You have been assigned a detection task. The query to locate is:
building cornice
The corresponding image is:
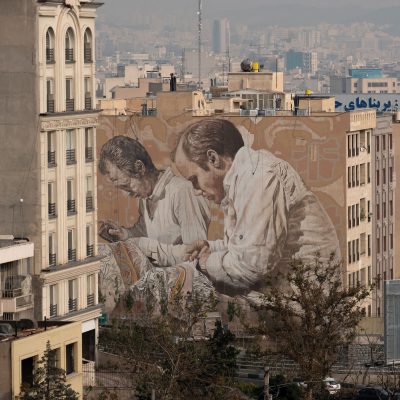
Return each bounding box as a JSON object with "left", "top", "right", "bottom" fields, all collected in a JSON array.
[{"left": 40, "top": 112, "right": 99, "bottom": 131}]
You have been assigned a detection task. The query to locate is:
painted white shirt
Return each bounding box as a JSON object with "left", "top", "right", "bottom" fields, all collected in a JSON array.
[
  {"left": 205, "top": 147, "right": 340, "bottom": 295},
  {"left": 127, "top": 167, "right": 210, "bottom": 245}
]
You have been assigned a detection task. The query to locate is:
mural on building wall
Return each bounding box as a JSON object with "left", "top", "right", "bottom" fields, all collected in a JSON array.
[{"left": 97, "top": 115, "right": 345, "bottom": 312}]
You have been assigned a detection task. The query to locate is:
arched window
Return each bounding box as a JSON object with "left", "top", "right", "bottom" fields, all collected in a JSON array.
[
  {"left": 84, "top": 28, "right": 92, "bottom": 63},
  {"left": 46, "top": 28, "right": 55, "bottom": 64},
  {"left": 65, "top": 28, "right": 75, "bottom": 63}
]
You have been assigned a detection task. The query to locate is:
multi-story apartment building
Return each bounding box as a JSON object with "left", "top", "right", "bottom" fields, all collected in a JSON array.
[
  {"left": 0, "top": 0, "right": 102, "bottom": 361},
  {"left": 0, "top": 237, "right": 35, "bottom": 322},
  {"left": 331, "top": 68, "right": 398, "bottom": 94}
]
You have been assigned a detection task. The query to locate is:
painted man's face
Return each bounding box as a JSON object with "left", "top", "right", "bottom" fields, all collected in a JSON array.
[
  {"left": 174, "top": 143, "right": 226, "bottom": 204},
  {"left": 105, "top": 161, "right": 146, "bottom": 199}
]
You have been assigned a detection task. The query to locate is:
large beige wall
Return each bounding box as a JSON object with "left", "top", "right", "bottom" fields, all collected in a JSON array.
[{"left": 96, "top": 113, "right": 349, "bottom": 258}]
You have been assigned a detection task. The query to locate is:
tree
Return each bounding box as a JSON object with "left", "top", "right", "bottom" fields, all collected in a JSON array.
[
  {"left": 100, "top": 291, "right": 241, "bottom": 400},
  {"left": 19, "top": 341, "right": 79, "bottom": 400},
  {"left": 252, "top": 254, "right": 371, "bottom": 400}
]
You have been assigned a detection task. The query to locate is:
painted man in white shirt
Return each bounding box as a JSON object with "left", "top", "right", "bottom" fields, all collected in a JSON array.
[
  {"left": 97, "top": 136, "right": 213, "bottom": 306},
  {"left": 174, "top": 119, "right": 340, "bottom": 297}
]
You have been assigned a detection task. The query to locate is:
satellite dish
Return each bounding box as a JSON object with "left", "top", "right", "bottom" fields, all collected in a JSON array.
[{"left": 241, "top": 58, "right": 253, "bottom": 72}]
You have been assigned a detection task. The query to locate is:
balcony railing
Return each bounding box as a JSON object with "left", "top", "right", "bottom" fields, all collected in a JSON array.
[
  {"left": 48, "top": 202, "right": 56, "bottom": 218},
  {"left": 67, "top": 199, "right": 76, "bottom": 214},
  {"left": 48, "top": 151, "right": 56, "bottom": 166},
  {"left": 2, "top": 288, "right": 22, "bottom": 298},
  {"left": 68, "top": 248, "right": 76, "bottom": 262},
  {"left": 16, "top": 294, "right": 33, "bottom": 308},
  {"left": 65, "top": 48, "right": 74, "bottom": 63},
  {"left": 84, "top": 46, "right": 92, "bottom": 63},
  {"left": 49, "top": 253, "right": 57, "bottom": 267},
  {"left": 86, "top": 244, "right": 94, "bottom": 257},
  {"left": 66, "top": 99, "right": 75, "bottom": 112},
  {"left": 86, "top": 196, "right": 93, "bottom": 212},
  {"left": 68, "top": 298, "right": 77, "bottom": 312},
  {"left": 66, "top": 148, "right": 76, "bottom": 163},
  {"left": 47, "top": 99, "right": 55, "bottom": 113},
  {"left": 85, "top": 97, "right": 92, "bottom": 110},
  {"left": 50, "top": 304, "right": 57, "bottom": 317},
  {"left": 87, "top": 293, "right": 95, "bottom": 307},
  {"left": 46, "top": 48, "right": 55, "bottom": 64},
  {"left": 85, "top": 147, "right": 93, "bottom": 162}
]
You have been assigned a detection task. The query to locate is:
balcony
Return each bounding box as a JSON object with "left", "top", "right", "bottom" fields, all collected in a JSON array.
[
  {"left": 68, "top": 248, "right": 76, "bottom": 262},
  {"left": 50, "top": 303, "right": 57, "bottom": 318},
  {"left": 48, "top": 151, "right": 56, "bottom": 166},
  {"left": 87, "top": 293, "right": 95, "bottom": 307},
  {"left": 85, "top": 147, "right": 93, "bottom": 162},
  {"left": 86, "top": 244, "right": 94, "bottom": 258},
  {"left": 48, "top": 202, "right": 56, "bottom": 218},
  {"left": 66, "top": 99, "right": 75, "bottom": 112},
  {"left": 2, "top": 284, "right": 33, "bottom": 313},
  {"left": 85, "top": 96, "right": 92, "bottom": 110},
  {"left": 67, "top": 199, "right": 76, "bottom": 214},
  {"left": 65, "top": 48, "right": 74, "bottom": 63},
  {"left": 47, "top": 99, "right": 55, "bottom": 113},
  {"left": 84, "top": 46, "right": 92, "bottom": 63},
  {"left": 68, "top": 298, "right": 77, "bottom": 312},
  {"left": 66, "top": 148, "right": 76, "bottom": 164},
  {"left": 86, "top": 196, "right": 93, "bottom": 212},
  {"left": 49, "top": 253, "right": 56, "bottom": 267},
  {"left": 46, "top": 48, "right": 55, "bottom": 64}
]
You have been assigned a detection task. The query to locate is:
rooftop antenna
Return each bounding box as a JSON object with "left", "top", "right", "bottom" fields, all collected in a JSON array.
[{"left": 197, "top": 0, "right": 202, "bottom": 89}]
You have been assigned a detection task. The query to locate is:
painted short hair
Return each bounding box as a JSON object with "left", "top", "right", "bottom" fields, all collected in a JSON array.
[
  {"left": 178, "top": 119, "right": 244, "bottom": 170},
  {"left": 98, "top": 136, "right": 156, "bottom": 176}
]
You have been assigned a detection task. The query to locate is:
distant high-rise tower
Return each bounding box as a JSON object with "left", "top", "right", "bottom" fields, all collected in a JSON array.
[{"left": 212, "top": 18, "right": 230, "bottom": 55}]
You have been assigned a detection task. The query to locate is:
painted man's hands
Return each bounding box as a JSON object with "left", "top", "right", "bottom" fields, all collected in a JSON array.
[
  {"left": 98, "top": 220, "right": 130, "bottom": 242},
  {"left": 184, "top": 240, "right": 211, "bottom": 272}
]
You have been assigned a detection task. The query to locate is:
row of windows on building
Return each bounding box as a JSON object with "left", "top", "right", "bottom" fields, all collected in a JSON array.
[
  {"left": 347, "top": 199, "right": 371, "bottom": 228},
  {"left": 45, "top": 27, "right": 93, "bottom": 64},
  {"left": 47, "top": 128, "right": 94, "bottom": 166},
  {"left": 347, "top": 132, "right": 393, "bottom": 158},
  {"left": 347, "top": 162, "right": 371, "bottom": 188},
  {"left": 48, "top": 225, "right": 94, "bottom": 267},
  {"left": 46, "top": 77, "right": 93, "bottom": 113},
  {"left": 48, "top": 175, "right": 94, "bottom": 218},
  {"left": 49, "top": 274, "right": 96, "bottom": 318},
  {"left": 347, "top": 131, "right": 371, "bottom": 157}
]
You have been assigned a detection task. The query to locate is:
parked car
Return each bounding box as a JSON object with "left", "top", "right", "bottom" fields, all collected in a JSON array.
[
  {"left": 356, "top": 386, "right": 392, "bottom": 400},
  {"left": 324, "top": 377, "right": 341, "bottom": 394}
]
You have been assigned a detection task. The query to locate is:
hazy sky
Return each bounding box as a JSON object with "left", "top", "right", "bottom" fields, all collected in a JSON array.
[{"left": 98, "top": 0, "right": 400, "bottom": 27}]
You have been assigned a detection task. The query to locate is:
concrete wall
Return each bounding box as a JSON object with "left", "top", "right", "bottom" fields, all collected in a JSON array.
[
  {"left": 0, "top": 341, "right": 11, "bottom": 400},
  {"left": 0, "top": 1, "right": 41, "bottom": 262}
]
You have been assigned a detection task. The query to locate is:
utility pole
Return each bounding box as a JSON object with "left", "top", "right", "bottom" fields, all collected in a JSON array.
[
  {"left": 264, "top": 366, "right": 272, "bottom": 400},
  {"left": 197, "top": 0, "right": 202, "bottom": 89},
  {"left": 181, "top": 48, "right": 186, "bottom": 83}
]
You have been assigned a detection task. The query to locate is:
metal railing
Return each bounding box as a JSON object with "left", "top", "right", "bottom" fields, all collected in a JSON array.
[
  {"left": 84, "top": 46, "right": 92, "bottom": 63},
  {"left": 68, "top": 248, "right": 76, "bottom": 262},
  {"left": 48, "top": 202, "right": 56, "bottom": 217},
  {"left": 2, "top": 288, "right": 22, "bottom": 298},
  {"left": 68, "top": 298, "right": 77, "bottom": 312},
  {"left": 66, "top": 99, "right": 75, "bottom": 112},
  {"left": 86, "top": 196, "right": 93, "bottom": 212},
  {"left": 65, "top": 48, "right": 74, "bottom": 63},
  {"left": 66, "top": 148, "right": 75, "bottom": 163},
  {"left": 47, "top": 99, "right": 55, "bottom": 113},
  {"left": 67, "top": 199, "right": 76, "bottom": 214},
  {"left": 85, "top": 97, "right": 92, "bottom": 110},
  {"left": 50, "top": 304, "right": 57, "bottom": 317},
  {"left": 85, "top": 147, "right": 93, "bottom": 161},
  {"left": 87, "top": 293, "right": 95, "bottom": 307},
  {"left": 46, "top": 48, "right": 55, "bottom": 64},
  {"left": 86, "top": 244, "right": 94, "bottom": 257},
  {"left": 49, "top": 253, "right": 56, "bottom": 267},
  {"left": 16, "top": 294, "right": 33, "bottom": 308},
  {"left": 48, "top": 151, "right": 56, "bottom": 166}
]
